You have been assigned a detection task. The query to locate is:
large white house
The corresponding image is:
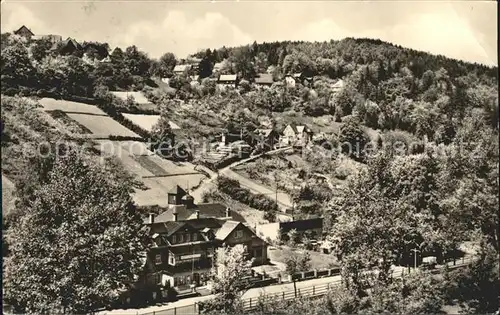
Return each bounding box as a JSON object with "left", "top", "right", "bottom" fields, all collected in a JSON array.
[{"left": 280, "top": 124, "right": 313, "bottom": 147}]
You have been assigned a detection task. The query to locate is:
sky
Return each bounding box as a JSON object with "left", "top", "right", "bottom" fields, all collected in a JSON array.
[{"left": 1, "top": 0, "right": 497, "bottom": 66}]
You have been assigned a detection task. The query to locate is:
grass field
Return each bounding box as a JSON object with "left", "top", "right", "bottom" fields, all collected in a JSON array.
[
  {"left": 66, "top": 113, "right": 141, "bottom": 138},
  {"left": 122, "top": 113, "right": 181, "bottom": 132},
  {"left": 46, "top": 110, "right": 93, "bottom": 134},
  {"left": 38, "top": 98, "right": 107, "bottom": 115}
]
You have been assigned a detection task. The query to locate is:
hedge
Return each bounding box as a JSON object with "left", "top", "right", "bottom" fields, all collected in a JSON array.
[{"left": 216, "top": 176, "right": 278, "bottom": 212}]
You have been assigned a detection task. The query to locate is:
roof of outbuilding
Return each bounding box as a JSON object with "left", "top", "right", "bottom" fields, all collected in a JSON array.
[
  {"left": 218, "top": 74, "right": 237, "bottom": 82},
  {"left": 254, "top": 73, "right": 274, "bottom": 85}
]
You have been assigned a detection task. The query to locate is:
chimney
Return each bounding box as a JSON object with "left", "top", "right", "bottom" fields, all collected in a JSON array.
[
  {"left": 225, "top": 207, "right": 231, "bottom": 218},
  {"left": 173, "top": 208, "right": 178, "bottom": 222},
  {"left": 195, "top": 209, "right": 200, "bottom": 219},
  {"left": 148, "top": 213, "right": 155, "bottom": 224}
]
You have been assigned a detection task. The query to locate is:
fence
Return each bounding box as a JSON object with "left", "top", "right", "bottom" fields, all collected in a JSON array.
[{"left": 123, "top": 255, "right": 478, "bottom": 315}]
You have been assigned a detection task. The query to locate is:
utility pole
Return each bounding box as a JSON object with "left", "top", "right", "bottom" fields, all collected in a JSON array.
[{"left": 274, "top": 172, "right": 279, "bottom": 211}]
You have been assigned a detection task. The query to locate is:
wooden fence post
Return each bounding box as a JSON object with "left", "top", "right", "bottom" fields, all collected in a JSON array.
[
  {"left": 249, "top": 298, "right": 252, "bottom": 308},
  {"left": 313, "top": 286, "right": 315, "bottom": 295},
  {"left": 174, "top": 306, "right": 176, "bottom": 315},
  {"left": 282, "top": 292, "right": 285, "bottom": 300},
  {"left": 298, "top": 289, "right": 300, "bottom": 297}
]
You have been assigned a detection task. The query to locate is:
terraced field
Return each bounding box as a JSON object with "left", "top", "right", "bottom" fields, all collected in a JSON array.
[
  {"left": 122, "top": 113, "right": 181, "bottom": 132},
  {"left": 66, "top": 114, "right": 141, "bottom": 138},
  {"left": 38, "top": 98, "right": 106, "bottom": 115},
  {"left": 35, "top": 98, "right": 206, "bottom": 207},
  {"left": 93, "top": 140, "right": 206, "bottom": 206}
]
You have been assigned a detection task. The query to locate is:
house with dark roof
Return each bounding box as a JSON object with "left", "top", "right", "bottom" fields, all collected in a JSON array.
[
  {"left": 254, "top": 73, "right": 274, "bottom": 88},
  {"left": 249, "top": 128, "right": 279, "bottom": 151},
  {"left": 138, "top": 185, "right": 268, "bottom": 293},
  {"left": 53, "top": 37, "right": 82, "bottom": 55},
  {"left": 13, "top": 25, "right": 34, "bottom": 39}
]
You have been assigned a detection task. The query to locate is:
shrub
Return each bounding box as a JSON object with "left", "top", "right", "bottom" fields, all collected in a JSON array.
[{"left": 216, "top": 176, "right": 278, "bottom": 212}]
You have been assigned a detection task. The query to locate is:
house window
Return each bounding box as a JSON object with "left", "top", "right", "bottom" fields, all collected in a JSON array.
[
  {"left": 155, "top": 254, "right": 162, "bottom": 264},
  {"left": 169, "top": 255, "right": 175, "bottom": 266},
  {"left": 172, "top": 235, "right": 176, "bottom": 244},
  {"left": 186, "top": 233, "right": 191, "bottom": 242},
  {"left": 235, "top": 230, "right": 243, "bottom": 238},
  {"left": 179, "top": 234, "right": 184, "bottom": 243},
  {"left": 193, "top": 233, "right": 198, "bottom": 241},
  {"left": 168, "top": 195, "right": 176, "bottom": 204}
]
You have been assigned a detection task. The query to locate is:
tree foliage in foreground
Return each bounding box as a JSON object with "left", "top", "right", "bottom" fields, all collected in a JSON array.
[
  {"left": 200, "top": 244, "right": 253, "bottom": 314},
  {"left": 3, "top": 149, "right": 144, "bottom": 314}
]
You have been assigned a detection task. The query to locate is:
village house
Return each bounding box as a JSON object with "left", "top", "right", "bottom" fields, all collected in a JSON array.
[
  {"left": 186, "top": 57, "right": 202, "bottom": 72},
  {"left": 254, "top": 73, "right": 274, "bottom": 88},
  {"left": 53, "top": 37, "right": 82, "bottom": 55},
  {"left": 173, "top": 64, "right": 191, "bottom": 76},
  {"left": 280, "top": 123, "right": 313, "bottom": 147},
  {"left": 256, "top": 217, "right": 324, "bottom": 244},
  {"left": 138, "top": 186, "right": 268, "bottom": 296},
  {"left": 285, "top": 73, "right": 313, "bottom": 87},
  {"left": 13, "top": 25, "right": 34, "bottom": 39},
  {"left": 250, "top": 128, "right": 280, "bottom": 151},
  {"left": 217, "top": 74, "right": 238, "bottom": 89}
]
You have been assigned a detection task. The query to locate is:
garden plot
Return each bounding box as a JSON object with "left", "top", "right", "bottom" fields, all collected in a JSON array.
[
  {"left": 121, "top": 113, "right": 181, "bottom": 132},
  {"left": 66, "top": 114, "right": 140, "bottom": 138},
  {"left": 133, "top": 174, "right": 206, "bottom": 207},
  {"left": 93, "top": 140, "right": 155, "bottom": 177},
  {"left": 38, "top": 98, "right": 107, "bottom": 115}
]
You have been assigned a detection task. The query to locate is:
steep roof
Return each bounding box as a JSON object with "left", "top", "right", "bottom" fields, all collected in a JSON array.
[
  {"left": 151, "top": 203, "right": 244, "bottom": 224},
  {"left": 168, "top": 185, "right": 187, "bottom": 196},
  {"left": 254, "top": 129, "right": 274, "bottom": 137},
  {"left": 215, "top": 220, "right": 241, "bottom": 241},
  {"left": 218, "top": 74, "right": 237, "bottom": 82},
  {"left": 287, "top": 123, "right": 310, "bottom": 134},
  {"left": 254, "top": 73, "right": 274, "bottom": 85},
  {"left": 14, "top": 25, "right": 34, "bottom": 36}
]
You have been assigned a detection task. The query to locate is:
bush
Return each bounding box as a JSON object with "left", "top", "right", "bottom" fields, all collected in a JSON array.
[{"left": 216, "top": 176, "right": 278, "bottom": 212}]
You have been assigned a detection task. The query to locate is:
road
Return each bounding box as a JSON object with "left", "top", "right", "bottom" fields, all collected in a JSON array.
[{"left": 190, "top": 147, "right": 294, "bottom": 211}]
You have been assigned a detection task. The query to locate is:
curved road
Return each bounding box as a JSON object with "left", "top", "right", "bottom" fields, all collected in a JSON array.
[{"left": 190, "top": 147, "right": 294, "bottom": 211}]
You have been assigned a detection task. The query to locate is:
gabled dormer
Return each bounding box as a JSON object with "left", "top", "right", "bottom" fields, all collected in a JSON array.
[{"left": 167, "top": 185, "right": 186, "bottom": 205}]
